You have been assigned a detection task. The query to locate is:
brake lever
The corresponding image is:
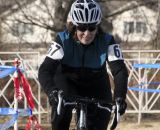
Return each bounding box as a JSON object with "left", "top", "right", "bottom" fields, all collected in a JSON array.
[
  {"left": 110, "top": 103, "right": 121, "bottom": 130},
  {"left": 116, "top": 103, "right": 121, "bottom": 122},
  {"left": 57, "top": 90, "right": 64, "bottom": 115}
]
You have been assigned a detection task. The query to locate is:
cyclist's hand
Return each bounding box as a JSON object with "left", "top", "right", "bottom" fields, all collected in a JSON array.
[
  {"left": 115, "top": 97, "right": 127, "bottom": 115},
  {"left": 48, "top": 90, "right": 58, "bottom": 106}
]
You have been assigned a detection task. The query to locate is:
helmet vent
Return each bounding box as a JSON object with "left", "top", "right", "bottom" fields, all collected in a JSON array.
[
  {"left": 76, "top": 4, "right": 84, "bottom": 9},
  {"left": 95, "top": 10, "right": 99, "bottom": 20},
  {"left": 90, "top": 10, "right": 94, "bottom": 21},
  {"left": 74, "top": 11, "right": 79, "bottom": 21},
  {"left": 86, "top": 0, "right": 93, "bottom": 2},
  {"left": 88, "top": 3, "right": 96, "bottom": 9},
  {"left": 85, "top": 8, "right": 88, "bottom": 22},
  {"left": 79, "top": 11, "right": 84, "bottom": 21},
  {"left": 77, "top": 0, "right": 84, "bottom": 3}
]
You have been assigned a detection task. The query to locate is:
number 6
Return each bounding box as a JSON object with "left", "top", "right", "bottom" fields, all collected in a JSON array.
[{"left": 114, "top": 45, "right": 121, "bottom": 58}]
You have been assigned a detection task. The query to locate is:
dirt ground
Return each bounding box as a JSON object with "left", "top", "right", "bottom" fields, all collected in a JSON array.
[
  {"left": 39, "top": 118, "right": 160, "bottom": 130},
  {"left": 113, "top": 121, "right": 160, "bottom": 130},
  {"left": 112, "top": 114, "right": 160, "bottom": 130},
  {"left": 39, "top": 121, "right": 160, "bottom": 130},
  {"left": 10, "top": 120, "right": 160, "bottom": 130},
  {"left": 7, "top": 114, "right": 160, "bottom": 130},
  {"left": 113, "top": 114, "right": 160, "bottom": 130}
]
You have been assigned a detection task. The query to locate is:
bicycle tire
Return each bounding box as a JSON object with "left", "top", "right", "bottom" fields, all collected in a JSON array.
[
  {"left": 72, "top": 129, "right": 87, "bottom": 130},
  {"left": 77, "top": 128, "right": 87, "bottom": 130},
  {"left": 73, "top": 113, "right": 88, "bottom": 130}
]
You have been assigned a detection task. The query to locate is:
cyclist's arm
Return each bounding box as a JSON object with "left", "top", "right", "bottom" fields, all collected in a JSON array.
[
  {"left": 107, "top": 36, "right": 128, "bottom": 99},
  {"left": 38, "top": 35, "right": 64, "bottom": 96}
]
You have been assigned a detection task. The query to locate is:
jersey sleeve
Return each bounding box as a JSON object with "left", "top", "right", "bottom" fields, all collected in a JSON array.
[
  {"left": 46, "top": 35, "right": 64, "bottom": 60},
  {"left": 38, "top": 57, "right": 60, "bottom": 96},
  {"left": 107, "top": 36, "right": 128, "bottom": 99},
  {"left": 38, "top": 35, "right": 63, "bottom": 96},
  {"left": 107, "top": 36, "right": 124, "bottom": 62}
]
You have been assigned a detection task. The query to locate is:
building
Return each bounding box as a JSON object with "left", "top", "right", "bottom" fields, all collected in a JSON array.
[
  {"left": 103, "top": 0, "right": 158, "bottom": 49},
  {"left": 0, "top": 0, "right": 158, "bottom": 51},
  {"left": 0, "top": 0, "right": 57, "bottom": 52}
]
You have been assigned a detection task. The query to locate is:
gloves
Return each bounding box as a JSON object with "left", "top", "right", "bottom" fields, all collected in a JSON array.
[
  {"left": 115, "top": 97, "right": 127, "bottom": 115},
  {"left": 48, "top": 90, "right": 58, "bottom": 106},
  {"left": 49, "top": 90, "right": 65, "bottom": 116}
]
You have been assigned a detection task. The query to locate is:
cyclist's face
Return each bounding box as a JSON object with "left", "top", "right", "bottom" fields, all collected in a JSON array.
[{"left": 76, "top": 24, "right": 97, "bottom": 45}]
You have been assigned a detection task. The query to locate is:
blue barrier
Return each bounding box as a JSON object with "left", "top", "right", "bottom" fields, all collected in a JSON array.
[
  {"left": 0, "top": 65, "right": 24, "bottom": 78},
  {"left": 0, "top": 108, "right": 32, "bottom": 130},
  {"left": 0, "top": 67, "right": 16, "bottom": 78},
  {"left": 130, "top": 63, "right": 160, "bottom": 93},
  {"left": 128, "top": 87, "right": 160, "bottom": 93},
  {"left": 0, "top": 65, "right": 32, "bottom": 129},
  {"left": 128, "top": 82, "right": 160, "bottom": 93},
  {"left": 133, "top": 63, "right": 160, "bottom": 69}
]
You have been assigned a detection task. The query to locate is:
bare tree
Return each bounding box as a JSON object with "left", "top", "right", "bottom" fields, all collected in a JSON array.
[
  {"left": 0, "top": 0, "right": 159, "bottom": 50},
  {"left": 13, "top": 0, "right": 74, "bottom": 32},
  {"left": 0, "top": 0, "right": 74, "bottom": 51}
]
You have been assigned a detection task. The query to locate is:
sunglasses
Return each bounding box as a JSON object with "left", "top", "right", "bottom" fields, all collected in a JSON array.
[{"left": 76, "top": 24, "right": 97, "bottom": 32}]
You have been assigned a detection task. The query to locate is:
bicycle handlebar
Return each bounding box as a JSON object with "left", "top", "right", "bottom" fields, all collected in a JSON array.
[{"left": 56, "top": 90, "right": 120, "bottom": 130}]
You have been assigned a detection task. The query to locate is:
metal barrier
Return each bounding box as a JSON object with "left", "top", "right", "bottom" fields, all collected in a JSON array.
[
  {"left": 0, "top": 52, "right": 48, "bottom": 127},
  {"left": 0, "top": 50, "right": 160, "bottom": 126},
  {"left": 123, "top": 50, "right": 160, "bottom": 124}
]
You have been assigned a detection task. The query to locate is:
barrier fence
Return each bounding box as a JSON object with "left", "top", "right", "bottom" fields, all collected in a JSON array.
[
  {"left": 0, "top": 52, "right": 47, "bottom": 130},
  {"left": 123, "top": 50, "right": 160, "bottom": 124},
  {"left": 0, "top": 50, "right": 160, "bottom": 128}
]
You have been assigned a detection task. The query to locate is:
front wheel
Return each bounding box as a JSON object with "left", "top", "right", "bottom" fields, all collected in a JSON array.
[
  {"left": 72, "top": 128, "right": 87, "bottom": 130},
  {"left": 77, "top": 127, "right": 88, "bottom": 130}
]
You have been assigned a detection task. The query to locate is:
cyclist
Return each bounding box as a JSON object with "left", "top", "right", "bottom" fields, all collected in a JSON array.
[{"left": 38, "top": 0, "right": 128, "bottom": 130}]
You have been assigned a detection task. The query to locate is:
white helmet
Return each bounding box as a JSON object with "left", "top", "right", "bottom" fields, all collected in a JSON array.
[{"left": 69, "top": 0, "right": 102, "bottom": 26}]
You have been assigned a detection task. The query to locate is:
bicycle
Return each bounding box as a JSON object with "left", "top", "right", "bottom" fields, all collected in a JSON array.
[{"left": 56, "top": 90, "right": 121, "bottom": 130}]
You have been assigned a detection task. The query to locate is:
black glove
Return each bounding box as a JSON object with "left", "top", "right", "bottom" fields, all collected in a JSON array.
[
  {"left": 48, "top": 90, "right": 58, "bottom": 106},
  {"left": 115, "top": 97, "right": 127, "bottom": 115}
]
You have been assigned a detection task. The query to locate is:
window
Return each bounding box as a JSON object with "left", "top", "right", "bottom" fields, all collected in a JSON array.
[
  {"left": 124, "top": 21, "right": 147, "bottom": 35},
  {"left": 136, "top": 22, "right": 147, "bottom": 34},
  {"left": 124, "top": 22, "right": 134, "bottom": 34},
  {"left": 11, "top": 22, "right": 33, "bottom": 36}
]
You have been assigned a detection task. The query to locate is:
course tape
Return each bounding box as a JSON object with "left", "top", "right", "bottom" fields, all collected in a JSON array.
[
  {"left": 128, "top": 82, "right": 160, "bottom": 93},
  {"left": 0, "top": 65, "right": 24, "bottom": 78},
  {"left": 133, "top": 63, "right": 160, "bottom": 69},
  {"left": 0, "top": 67, "right": 16, "bottom": 78},
  {"left": 0, "top": 108, "right": 32, "bottom": 130}
]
